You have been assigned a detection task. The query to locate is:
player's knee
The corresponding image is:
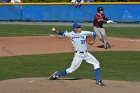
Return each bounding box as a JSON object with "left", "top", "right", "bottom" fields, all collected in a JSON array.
[{"left": 94, "top": 62, "right": 100, "bottom": 69}]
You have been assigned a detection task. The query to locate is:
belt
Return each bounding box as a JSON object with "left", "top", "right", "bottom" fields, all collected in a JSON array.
[{"left": 75, "top": 50, "right": 87, "bottom": 53}]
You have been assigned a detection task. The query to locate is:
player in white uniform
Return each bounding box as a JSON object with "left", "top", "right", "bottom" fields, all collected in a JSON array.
[{"left": 50, "top": 23, "right": 104, "bottom": 86}]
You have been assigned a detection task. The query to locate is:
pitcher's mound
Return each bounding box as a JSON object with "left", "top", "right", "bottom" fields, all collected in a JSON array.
[{"left": 0, "top": 78, "right": 139, "bottom": 93}]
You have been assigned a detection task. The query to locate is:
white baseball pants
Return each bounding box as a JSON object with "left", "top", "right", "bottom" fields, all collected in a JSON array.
[{"left": 66, "top": 52, "right": 100, "bottom": 74}]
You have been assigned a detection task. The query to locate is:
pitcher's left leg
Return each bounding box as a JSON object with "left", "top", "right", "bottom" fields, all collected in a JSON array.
[{"left": 85, "top": 52, "right": 105, "bottom": 86}]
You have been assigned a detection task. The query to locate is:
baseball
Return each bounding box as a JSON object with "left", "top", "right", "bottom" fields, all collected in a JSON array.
[{"left": 52, "top": 27, "right": 55, "bottom": 31}]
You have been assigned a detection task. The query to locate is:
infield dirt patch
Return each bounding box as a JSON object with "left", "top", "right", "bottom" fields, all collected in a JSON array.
[{"left": 0, "top": 36, "right": 140, "bottom": 57}]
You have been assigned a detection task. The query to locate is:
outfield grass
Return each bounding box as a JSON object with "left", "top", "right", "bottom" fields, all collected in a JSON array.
[
  {"left": 0, "top": 24, "right": 140, "bottom": 38},
  {"left": 0, "top": 51, "right": 140, "bottom": 81}
]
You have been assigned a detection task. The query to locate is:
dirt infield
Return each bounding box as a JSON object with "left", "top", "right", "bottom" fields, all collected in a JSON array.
[
  {"left": 0, "top": 36, "right": 140, "bottom": 93},
  {"left": 0, "top": 36, "right": 140, "bottom": 57},
  {"left": 0, "top": 78, "right": 140, "bottom": 93}
]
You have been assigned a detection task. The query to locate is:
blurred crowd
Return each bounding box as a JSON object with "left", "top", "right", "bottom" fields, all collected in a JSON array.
[
  {"left": 0, "top": 0, "right": 94, "bottom": 3},
  {"left": 0, "top": 0, "right": 22, "bottom": 3},
  {"left": 0, "top": 0, "right": 139, "bottom": 3},
  {"left": 71, "top": 0, "right": 94, "bottom": 7}
]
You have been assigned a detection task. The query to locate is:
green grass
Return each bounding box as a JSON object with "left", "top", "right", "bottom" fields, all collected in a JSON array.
[
  {"left": 0, "top": 24, "right": 72, "bottom": 37},
  {"left": 105, "top": 27, "right": 140, "bottom": 38},
  {"left": 0, "top": 51, "right": 140, "bottom": 81},
  {"left": 0, "top": 24, "right": 140, "bottom": 38},
  {"left": 0, "top": 24, "right": 53, "bottom": 37}
]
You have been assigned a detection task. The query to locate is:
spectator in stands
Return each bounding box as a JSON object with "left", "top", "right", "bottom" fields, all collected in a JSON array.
[
  {"left": 84, "top": 0, "right": 94, "bottom": 2},
  {"left": 71, "top": 0, "right": 84, "bottom": 8},
  {"left": 11, "top": 0, "right": 21, "bottom": 3},
  {"left": 0, "top": 0, "right": 10, "bottom": 2}
]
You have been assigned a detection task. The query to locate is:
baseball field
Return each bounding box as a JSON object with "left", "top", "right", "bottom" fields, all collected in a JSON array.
[{"left": 0, "top": 23, "right": 140, "bottom": 93}]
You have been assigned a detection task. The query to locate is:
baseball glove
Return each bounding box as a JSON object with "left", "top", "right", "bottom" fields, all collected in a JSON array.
[{"left": 86, "top": 35, "right": 95, "bottom": 45}]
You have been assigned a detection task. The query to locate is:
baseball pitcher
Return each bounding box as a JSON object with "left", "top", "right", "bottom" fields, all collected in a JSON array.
[
  {"left": 93, "top": 7, "right": 114, "bottom": 49},
  {"left": 49, "top": 23, "right": 105, "bottom": 86}
]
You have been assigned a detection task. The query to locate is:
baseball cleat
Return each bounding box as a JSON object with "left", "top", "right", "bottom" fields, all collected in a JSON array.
[
  {"left": 49, "top": 71, "right": 59, "bottom": 80},
  {"left": 95, "top": 80, "right": 105, "bottom": 86},
  {"left": 104, "top": 44, "right": 108, "bottom": 49},
  {"left": 104, "top": 42, "right": 111, "bottom": 49},
  {"left": 107, "top": 42, "right": 111, "bottom": 48},
  {"left": 97, "top": 45, "right": 104, "bottom": 48}
]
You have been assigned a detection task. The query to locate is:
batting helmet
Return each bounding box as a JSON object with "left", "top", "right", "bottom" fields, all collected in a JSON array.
[{"left": 97, "top": 7, "right": 104, "bottom": 13}]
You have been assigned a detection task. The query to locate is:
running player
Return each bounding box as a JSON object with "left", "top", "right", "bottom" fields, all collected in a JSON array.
[{"left": 93, "top": 7, "right": 114, "bottom": 49}]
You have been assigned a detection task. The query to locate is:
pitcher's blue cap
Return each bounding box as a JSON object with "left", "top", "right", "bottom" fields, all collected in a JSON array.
[{"left": 73, "top": 23, "right": 81, "bottom": 29}]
